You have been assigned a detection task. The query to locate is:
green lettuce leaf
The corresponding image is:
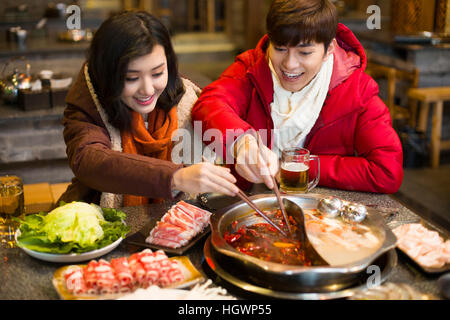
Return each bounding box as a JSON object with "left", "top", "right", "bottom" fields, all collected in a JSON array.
[
  {"left": 42, "top": 202, "right": 104, "bottom": 247},
  {"left": 16, "top": 201, "right": 129, "bottom": 254},
  {"left": 101, "top": 207, "right": 127, "bottom": 222}
]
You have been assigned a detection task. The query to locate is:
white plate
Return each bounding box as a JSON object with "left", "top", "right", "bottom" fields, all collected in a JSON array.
[{"left": 15, "top": 230, "right": 123, "bottom": 263}]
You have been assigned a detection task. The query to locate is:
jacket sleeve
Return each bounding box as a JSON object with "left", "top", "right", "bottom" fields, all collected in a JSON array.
[
  {"left": 191, "top": 61, "right": 255, "bottom": 160},
  {"left": 317, "top": 80, "right": 403, "bottom": 194},
  {"left": 62, "top": 104, "right": 183, "bottom": 199}
]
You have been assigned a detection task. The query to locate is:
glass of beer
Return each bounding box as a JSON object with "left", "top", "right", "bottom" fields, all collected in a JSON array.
[
  {"left": 0, "top": 175, "right": 24, "bottom": 248},
  {"left": 280, "top": 148, "right": 320, "bottom": 193}
]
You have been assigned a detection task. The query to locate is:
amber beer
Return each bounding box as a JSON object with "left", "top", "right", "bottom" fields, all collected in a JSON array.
[
  {"left": 0, "top": 176, "right": 24, "bottom": 248},
  {"left": 280, "top": 162, "right": 309, "bottom": 193}
]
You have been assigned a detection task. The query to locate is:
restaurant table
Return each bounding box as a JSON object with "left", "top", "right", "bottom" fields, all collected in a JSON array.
[{"left": 1, "top": 185, "right": 448, "bottom": 300}]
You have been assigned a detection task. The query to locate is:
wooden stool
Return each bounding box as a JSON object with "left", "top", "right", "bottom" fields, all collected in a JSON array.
[
  {"left": 366, "top": 61, "right": 419, "bottom": 124},
  {"left": 23, "top": 183, "right": 54, "bottom": 214},
  {"left": 408, "top": 87, "right": 450, "bottom": 168},
  {"left": 50, "top": 183, "right": 71, "bottom": 207},
  {"left": 23, "top": 182, "right": 71, "bottom": 214}
]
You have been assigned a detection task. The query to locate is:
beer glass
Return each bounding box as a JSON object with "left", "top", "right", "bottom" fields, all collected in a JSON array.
[
  {"left": 0, "top": 175, "right": 24, "bottom": 248},
  {"left": 280, "top": 148, "right": 320, "bottom": 193}
]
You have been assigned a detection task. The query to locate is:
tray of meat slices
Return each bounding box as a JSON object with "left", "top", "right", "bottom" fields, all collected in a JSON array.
[
  {"left": 52, "top": 249, "right": 204, "bottom": 300},
  {"left": 125, "top": 200, "right": 213, "bottom": 255},
  {"left": 393, "top": 222, "right": 450, "bottom": 274}
]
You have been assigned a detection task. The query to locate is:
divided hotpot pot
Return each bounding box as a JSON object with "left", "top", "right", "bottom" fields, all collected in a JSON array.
[{"left": 209, "top": 194, "right": 397, "bottom": 293}]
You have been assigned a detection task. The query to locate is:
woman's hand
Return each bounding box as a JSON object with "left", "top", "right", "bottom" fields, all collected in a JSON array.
[
  {"left": 234, "top": 135, "right": 279, "bottom": 189},
  {"left": 171, "top": 162, "right": 239, "bottom": 197}
]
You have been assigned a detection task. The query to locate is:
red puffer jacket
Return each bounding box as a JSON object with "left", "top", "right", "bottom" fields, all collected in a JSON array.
[{"left": 192, "top": 24, "right": 403, "bottom": 194}]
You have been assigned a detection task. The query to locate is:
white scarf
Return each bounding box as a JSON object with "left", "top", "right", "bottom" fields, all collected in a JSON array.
[{"left": 269, "top": 54, "right": 334, "bottom": 157}]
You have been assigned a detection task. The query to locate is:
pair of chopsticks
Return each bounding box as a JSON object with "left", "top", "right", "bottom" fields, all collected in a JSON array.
[
  {"left": 201, "top": 131, "right": 293, "bottom": 237},
  {"left": 254, "top": 131, "right": 293, "bottom": 236},
  {"left": 202, "top": 155, "right": 288, "bottom": 237},
  {"left": 236, "top": 189, "right": 288, "bottom": 237}
]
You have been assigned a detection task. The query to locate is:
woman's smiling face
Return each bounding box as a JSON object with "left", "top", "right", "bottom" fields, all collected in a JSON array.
[
  {"left": 268, "top": 39, "right": 334, "bottom": 92},
  {"left": 120, "top": 44, "right": 168, "bottom": 117}
]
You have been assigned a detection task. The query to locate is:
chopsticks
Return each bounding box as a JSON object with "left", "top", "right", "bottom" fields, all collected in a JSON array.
[
  {"left": 270, "top": 175, "right": 292, "bottom": 235},
  {"left": 254, "top": 131, "right": 293, "bottom": 235},
  {"left": 236, "top": 189, "right": 288, "bottom": 237},
  {"left": 202, "top": 155, "right": 288, "bottom": 237}
]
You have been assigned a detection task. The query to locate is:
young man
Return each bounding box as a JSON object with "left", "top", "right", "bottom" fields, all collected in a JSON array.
[{"left": 191, "top": 0, "right": 403, "bottom": 193}]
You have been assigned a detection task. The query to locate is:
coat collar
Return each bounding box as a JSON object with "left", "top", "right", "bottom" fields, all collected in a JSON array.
[{"left": 66, "top": 63, "right": 97, "bottom": 115}]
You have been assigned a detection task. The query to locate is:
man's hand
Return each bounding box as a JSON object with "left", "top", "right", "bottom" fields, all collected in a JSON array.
[{"left": 234, "top": 134, "right": 279, "bottom": 189}]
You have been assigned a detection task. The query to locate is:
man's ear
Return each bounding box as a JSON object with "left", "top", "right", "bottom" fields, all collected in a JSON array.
[{"left": 324, "top": 38, "right": 336, "bottom": 61}]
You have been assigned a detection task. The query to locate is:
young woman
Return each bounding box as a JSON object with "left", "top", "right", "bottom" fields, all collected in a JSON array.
[
  {"left": 59, "top": 11, "right": 238, "bottom": 208},
  {"left": 191, "top": 0, "right": 403, "bottom": 194}
]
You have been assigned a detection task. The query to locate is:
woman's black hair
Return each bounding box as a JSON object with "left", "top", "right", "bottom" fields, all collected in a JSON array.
[{"left": 87, "top": 11, "right": 185, "bottom": 131}]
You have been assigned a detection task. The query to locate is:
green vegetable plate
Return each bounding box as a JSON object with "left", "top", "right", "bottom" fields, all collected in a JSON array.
[
  {"left": 14, "top": 201, "right": 129, "bottom": 263},
  {"left": 15, "top": 230, "right": 123, "bottom": 263}
]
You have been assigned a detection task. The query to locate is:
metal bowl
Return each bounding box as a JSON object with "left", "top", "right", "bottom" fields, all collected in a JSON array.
[{"left": 210, "top": 194, "right": 397, "bottom": 293}]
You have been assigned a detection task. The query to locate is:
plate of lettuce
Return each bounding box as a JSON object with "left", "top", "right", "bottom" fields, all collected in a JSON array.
[{"left": 15, "top": 201, "right": 130, "bottom": 263}]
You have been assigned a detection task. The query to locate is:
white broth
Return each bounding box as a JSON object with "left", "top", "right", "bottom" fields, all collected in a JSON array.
[{"left": 304, "top": 209, "right": 382, "bottom": 266}]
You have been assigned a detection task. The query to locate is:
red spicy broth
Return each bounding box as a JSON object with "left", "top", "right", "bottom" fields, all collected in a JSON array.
[{"left": 223, "top": 209, "right": 312, "bottom": 266}]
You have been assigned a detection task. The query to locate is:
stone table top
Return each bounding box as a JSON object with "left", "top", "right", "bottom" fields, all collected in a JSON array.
[{"left": 1, "top": 186, "right": 448, "bottom": 300}]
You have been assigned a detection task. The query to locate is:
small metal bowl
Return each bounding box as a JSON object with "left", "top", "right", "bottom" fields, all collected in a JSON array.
[
  {"left": 317, "top": 196, "right": 368, "bottom": 224},
  {"left": 341, "top": 203, "right": 368, "bottom": 224},
  {"left": 317, "top": 197, "right": 343, "bottom": 218}
]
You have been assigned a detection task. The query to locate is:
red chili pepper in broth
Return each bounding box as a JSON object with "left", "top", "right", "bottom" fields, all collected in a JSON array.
[
  {"left": 230, "top": 234, "right": 242, "bottom": 243},
  {"left": 247, "top": 229, "right": 259, "bottom": 237},
  {"left": 237, "top": 226, "right": 247, "bottom": 234}
]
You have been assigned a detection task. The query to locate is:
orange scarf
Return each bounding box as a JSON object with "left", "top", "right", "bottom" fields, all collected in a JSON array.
[{"left": 121, "top": 107, "right": 178, "bottom": 206}]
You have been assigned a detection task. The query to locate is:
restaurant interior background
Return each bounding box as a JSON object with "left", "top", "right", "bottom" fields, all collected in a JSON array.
[{"left": 0, "top": 0, "right": 449, "bottom": 231}]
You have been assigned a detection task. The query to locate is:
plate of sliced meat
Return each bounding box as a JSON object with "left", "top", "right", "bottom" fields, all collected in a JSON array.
[
  {"left": 125, "top": 200, "right": 213, "bottom": 255},
  {"left": 52, "top": 248, "right": 204, "bottom": 300},
  {"left": 393, "top": 223, "right": 450, "bottom": 274}
]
